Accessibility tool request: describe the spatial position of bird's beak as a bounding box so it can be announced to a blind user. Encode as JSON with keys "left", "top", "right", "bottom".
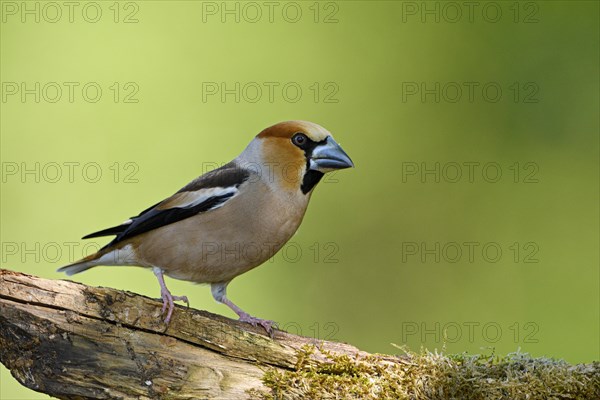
{"left": 309, "top": 137, "right": 354, "bottom": 173}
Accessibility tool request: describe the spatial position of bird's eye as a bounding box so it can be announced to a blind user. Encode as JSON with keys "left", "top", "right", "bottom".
{"left": 292, "top": 133, "right": 308, "bottom": 147}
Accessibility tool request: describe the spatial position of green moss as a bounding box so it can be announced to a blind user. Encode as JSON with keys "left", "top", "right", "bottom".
{"left": 248, "top": 345, "right": 599, "bottom": 399}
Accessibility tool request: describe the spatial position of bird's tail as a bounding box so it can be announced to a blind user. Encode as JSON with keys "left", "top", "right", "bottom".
{"left": 57, "top": 244, "right": 137, "bottom": 275}
{"left": 57, "top": 262, "right": 95, "bottom": 275}
{"left": 57, "top": 250, "right": 109, "bottom": 276}
{"left": 57, "top": 254, "right": 102, "bottom": 275}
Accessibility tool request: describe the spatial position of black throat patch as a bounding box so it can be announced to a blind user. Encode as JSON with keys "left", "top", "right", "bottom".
{"left": 301, "top": 170, "right": 324, "bottom": 194}
{"left": 294, "top": 137, "right": 327, "bottom": 195}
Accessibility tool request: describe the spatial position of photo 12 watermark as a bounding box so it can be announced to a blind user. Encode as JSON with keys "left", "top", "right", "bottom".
{"left": 201, "top": 81, "right": 340, "bottom": 104}
{"left": 278, "top": 321, "right": 340, "bottom": 340}
{"left": 1, "top": 162, "right": 140, "bottom": 184}
{"left": 401, "top": 162, "right": 539, "bottom": 184}
{"left": 32, "top": 318, "right": 340, "bottom": 345}
{"left": 1, "top": 241, "right": 104, "bottom": 265}
{"left": 1, "top": 240, "right": 340, "bottom": 266}
{"left": 200, "top": 1, "right": 340, "bottom": 24}
{"left": 1, "top": 1, "right": 140, "bottom": 24}
{"left": 400, "top": 241, "right": 540, "bottom": 264}
{"left": 401, "top": 321, "right": 540, "bottom": 345}
{"left": 400, "top": 82, "right": 540, "bottom": 103}
{"left": 200, "top": 241, "right": 340, "bottom": 265}
{"left": 198, "top": 161, "right": 343, "bottom": 185}
{"left": 399, "top": 1, "right": 540, "bottom": 24}
{"left": 1, "top": 82, "right": 140, "bottom": 104}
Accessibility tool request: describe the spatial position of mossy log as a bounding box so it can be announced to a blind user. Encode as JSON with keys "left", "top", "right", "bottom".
{"left": 1, "top": 268, "right": 598, "bottom": 399}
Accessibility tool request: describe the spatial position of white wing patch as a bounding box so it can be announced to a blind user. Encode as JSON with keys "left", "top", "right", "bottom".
{"left": 157, "top": 186, "right": 239, "bottom": 211}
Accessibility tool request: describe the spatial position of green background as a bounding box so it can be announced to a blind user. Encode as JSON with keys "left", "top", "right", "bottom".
{"left": 1, "top": 1, "right": 598, "bottom": 398}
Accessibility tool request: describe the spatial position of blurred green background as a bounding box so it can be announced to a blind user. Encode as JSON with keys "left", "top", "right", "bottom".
{"left": 1, "top": 1, "right": 598, "bottom": 398}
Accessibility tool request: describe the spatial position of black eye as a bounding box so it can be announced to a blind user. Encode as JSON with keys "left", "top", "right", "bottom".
{"left": 292, "top": 133, "right": 308, "bottom": 147}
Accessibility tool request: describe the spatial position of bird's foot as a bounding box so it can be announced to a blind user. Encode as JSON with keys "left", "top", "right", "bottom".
{"left": 153, "top": 267, "right": 189, "bottom": 324}
{"left": 210, "top": 282, "right": 277, "bottom": 336}
{"left": 238, "top": 313, "right": 277, "bottom": 336}
{"left": 159, "top": 290, "right": 189, "bottom": 323}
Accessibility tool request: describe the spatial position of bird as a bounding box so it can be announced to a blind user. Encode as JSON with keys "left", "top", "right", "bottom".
{"left": 58, "top": 121, "right": 354, "bottom": 334}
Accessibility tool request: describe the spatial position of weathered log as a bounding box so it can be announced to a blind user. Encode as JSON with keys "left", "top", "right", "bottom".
{"left": 0, "top": 269, "right": 365, "bottom": 399}
{"left": 2, "top": 269, "right": 598, "bottom": 400}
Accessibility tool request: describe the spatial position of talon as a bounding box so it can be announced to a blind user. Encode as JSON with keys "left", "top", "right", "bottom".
{"left": 174, "top": 295, "right": 189, "bottom": 307}
{"left": 211, "top": 282, "right": 277, "bottom": 336}
{"left": 239, "top": 314, "right": 277, "bottom": 336}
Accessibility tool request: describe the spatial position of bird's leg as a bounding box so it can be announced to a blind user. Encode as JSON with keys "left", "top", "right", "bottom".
{"left": 211, "top": 282, "right": 276, "bottom": 335}
{"left": 153, "top": 267, "right": 189, "bottom": 323}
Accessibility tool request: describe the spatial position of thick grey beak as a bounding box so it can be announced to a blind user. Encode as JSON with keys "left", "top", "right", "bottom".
{"left": 309, "top": 137, "right": 354, "bottom": 173}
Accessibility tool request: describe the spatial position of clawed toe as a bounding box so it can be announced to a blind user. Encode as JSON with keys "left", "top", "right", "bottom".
{"left": 158, "top": 290, "right": 189, "bottom": 323}
{"left": 239, "top": 314, "right": 277, "bottom": 336}
{"left": 174, "top": 295, "right": 189, "bottom": 307}
{"left": 154, "top": 267, "right": 189, "bottom": 324}
{"left": 210, "top": 282, "right": 277, "bottom": 336}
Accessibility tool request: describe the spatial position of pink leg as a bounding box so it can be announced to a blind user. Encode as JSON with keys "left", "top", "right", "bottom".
{"left": 211, "top": 282, "right": 276, "bottom": 336}
{"left": 153, "top": 267, "right": 189, "bottom": 323}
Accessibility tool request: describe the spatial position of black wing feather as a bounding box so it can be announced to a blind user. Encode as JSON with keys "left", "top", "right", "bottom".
{"left": 82, "top": 225, "right": 129, "bottom": 240}
{"left": 82, "top": 200, "right": 162, "bottom": 239}
{"left": 82, "top": 161, "right": 250, "bottom": 249}
{"left": 101, "top": 192, "right": 234, "bottom": 249}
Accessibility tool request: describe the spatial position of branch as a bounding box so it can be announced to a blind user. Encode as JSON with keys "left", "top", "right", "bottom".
{"left": 1, "top": 269, "right": 598, "bottom": 400}
{"left": 0, "top": 268, "right": 367, "bottom": 399}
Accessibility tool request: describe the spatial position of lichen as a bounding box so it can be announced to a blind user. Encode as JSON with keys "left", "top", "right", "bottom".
{"left": 248, "top": 345, "right": 600, "bottom": 399}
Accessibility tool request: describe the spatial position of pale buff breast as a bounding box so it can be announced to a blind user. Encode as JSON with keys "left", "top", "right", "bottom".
{"left": 129, "top": 180, "right": 309, "bottom": 284}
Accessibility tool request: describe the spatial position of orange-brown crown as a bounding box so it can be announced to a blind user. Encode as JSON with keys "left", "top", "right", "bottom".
{"left": 257, "top": 120, "right": 331, "bottom": 142}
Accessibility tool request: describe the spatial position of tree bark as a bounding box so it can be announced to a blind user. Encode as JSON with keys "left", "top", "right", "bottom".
{"left": 0, "top": 269, "right": 366, "bottom": 399}
{"left": 2, "top": 269, "right": 598, "bottom": 400}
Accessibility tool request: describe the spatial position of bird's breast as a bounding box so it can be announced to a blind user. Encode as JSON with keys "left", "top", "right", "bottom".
{"left": 133, "top": 182, "right": 309, "bottom": 283}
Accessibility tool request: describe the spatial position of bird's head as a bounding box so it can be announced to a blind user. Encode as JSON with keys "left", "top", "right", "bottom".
{"left": 239, "top": 121, "right": 354, "bottom": 194}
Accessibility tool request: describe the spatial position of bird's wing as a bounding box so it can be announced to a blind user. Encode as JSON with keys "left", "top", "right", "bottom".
{"left": 83, "top": 161, "right": 251, "bottom": 249}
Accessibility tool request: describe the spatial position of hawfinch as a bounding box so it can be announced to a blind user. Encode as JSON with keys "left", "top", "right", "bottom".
{"left": 58, "top": 121, "right": 353, "bottom": 333}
